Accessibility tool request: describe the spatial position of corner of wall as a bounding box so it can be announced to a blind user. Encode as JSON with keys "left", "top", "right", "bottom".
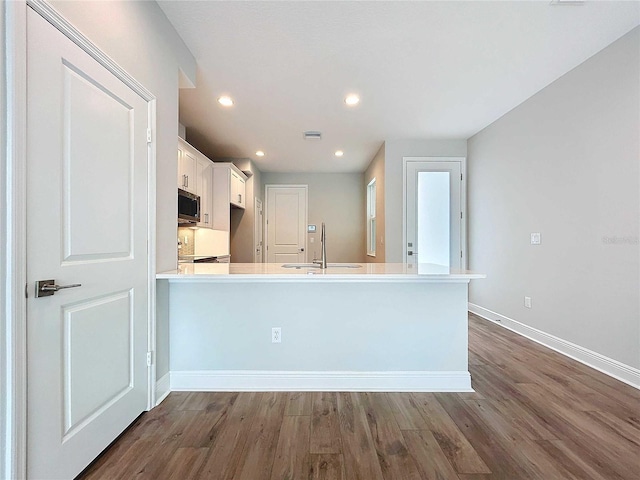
{"left": 365, "top": 143, "right": 386, "bottom": 263}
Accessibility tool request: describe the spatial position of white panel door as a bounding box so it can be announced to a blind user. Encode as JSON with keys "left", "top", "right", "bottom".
{"left": 266, "top": 186, "right": 307, "bottom": 263}
{"left": 406, "top": 160, "right": 462, "bottom": 268}
{"left": 26, "top": 10, "right": 149, "bottom": 479}
{"left": 255, "top": 197, "right": 264, "bottom": 263}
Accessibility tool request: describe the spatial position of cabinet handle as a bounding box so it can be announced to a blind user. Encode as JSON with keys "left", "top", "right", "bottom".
{"left": 238, "top": 194, "right": 242, "bottom": 203}
{"left": 185, "top": 175, "right": 189, "bottom": 188}
{"left": 182, "top": 174, "right": 187, "bottom": 187}
{"left": 205, "top": 213, "right": 209, "bottom": 224}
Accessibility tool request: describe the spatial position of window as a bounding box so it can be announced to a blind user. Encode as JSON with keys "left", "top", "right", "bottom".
{"left": 367, "top": 178, "right": 376, "bottom": 256}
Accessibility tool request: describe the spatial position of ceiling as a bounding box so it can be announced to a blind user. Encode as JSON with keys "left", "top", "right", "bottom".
{"left": 158, "top": 1, "right": 639, "bottom": 173}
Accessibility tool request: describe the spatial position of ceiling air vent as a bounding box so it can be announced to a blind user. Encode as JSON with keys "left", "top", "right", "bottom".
{"left": 303, "top": 131, "right": 322, "bottom": 140}
{"left": 549, "top": 0, "right": 584, "bottom": 5}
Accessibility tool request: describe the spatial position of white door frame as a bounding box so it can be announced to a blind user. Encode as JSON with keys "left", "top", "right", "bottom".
{"left": 402, "top": 157, "right": 467, "bottom": 268}
{"left": 264, "top": 184, "right": 309, "bottom": 263}
{"left": 254, "top": 197, "right": 264, "bottom": 263}
{"left": 2, "top": 1, "right": 157, "bottom": 478}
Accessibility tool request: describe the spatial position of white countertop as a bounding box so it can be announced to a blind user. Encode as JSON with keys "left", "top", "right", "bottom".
{"left": 157, "top": 263, "right": 485, "bottom": 283}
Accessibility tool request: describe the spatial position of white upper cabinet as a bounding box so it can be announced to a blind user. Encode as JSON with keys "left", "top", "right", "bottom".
{"left": 230, "top": 170, "right": 246, "bottom": 208}
{"left": 177, "top": 139, "right": 247, "bottom": 232}
{"left": 177, "top": 143, "right": 197, "bottom": 194}
{"left": 196, "top": 158, "right": 213, "bottom": 228}
{"left": 211, "top": 163, "right": 247, "bottom": 231}
{"left": 178, "top": 138, "right": 215, "bottom": 228}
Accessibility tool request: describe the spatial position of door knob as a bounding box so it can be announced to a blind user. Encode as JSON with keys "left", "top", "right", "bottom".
{"left": 36, "top": 279, "right": 82, "bottom": 298}
{"left": 299, "top": 247, "right": 305, "bottom": 252}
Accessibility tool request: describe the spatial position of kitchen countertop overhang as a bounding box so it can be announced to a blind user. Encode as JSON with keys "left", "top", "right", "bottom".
{"left": 157, "top": 263, "right": 485, "bottom": 283}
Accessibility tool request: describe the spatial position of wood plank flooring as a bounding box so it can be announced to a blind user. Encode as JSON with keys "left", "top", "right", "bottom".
{"left": 78, "top": 314, "right": 640, "bottom": 479}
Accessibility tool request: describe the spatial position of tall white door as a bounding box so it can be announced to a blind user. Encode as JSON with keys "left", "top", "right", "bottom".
{"left": 265, "top": 186, "right": 308, "bottom": 263}
{"left": 26, "top": 10, "right": 149, "bottom": 479}
{"left": 406, "top": 159, "right": 463, "bottom": 268}
{"left": 255, "top": 197, "right": 264, "bottom": 263}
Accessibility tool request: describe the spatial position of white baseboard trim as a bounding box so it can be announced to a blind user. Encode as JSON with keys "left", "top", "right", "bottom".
{"left": 155, "top": 372, "right": 171, "bottom": 405}
{"left": 170, "top": 370, "right": 473, "bottom": 392}
{"left": 468, "top": 303, "right": 640, "bottom": 390}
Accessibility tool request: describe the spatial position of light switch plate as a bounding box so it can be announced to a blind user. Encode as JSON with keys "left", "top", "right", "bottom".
{"left": 530, "top": 233, "right": 541, "bottom": 245}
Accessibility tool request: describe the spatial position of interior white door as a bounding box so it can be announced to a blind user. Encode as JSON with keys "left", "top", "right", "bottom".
{"left": 406, "top": 160, "right": 462, "bottom": 268}
{"left": 26, "top": 10, "right": 149, "bottom": 479}
{"left": 266, "top": 186, "right": 307, "bottom": 263}
{"left": 255, "top": 197, "right": 264, "bottom": 263}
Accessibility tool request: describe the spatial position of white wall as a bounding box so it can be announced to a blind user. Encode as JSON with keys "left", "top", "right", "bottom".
{"left": 48, "top": 0, "right": 196, "bottom": 381}
{"left": 1, "top": 5, "right": 9, "bottom": 477}
{"left": 384, "top": 139, "right": 467, "bottom": 262}
{"left": 468, "top": 27, "right": 640, "bottom": 370}
{"left": 262, "top": 173, "right": 366, "bottom": 263}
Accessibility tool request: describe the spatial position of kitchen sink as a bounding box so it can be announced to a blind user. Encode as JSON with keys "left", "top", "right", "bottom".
{"left": 281, "top": 263, "right": 362, "bottom": 269}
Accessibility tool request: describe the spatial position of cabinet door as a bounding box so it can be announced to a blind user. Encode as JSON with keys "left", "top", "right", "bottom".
{"left": 230, "top": 171, "right": 246, "bottom": 208}
{"left": 237, "top": 176, "right": 246, "bottom": 208}
{"left": 177, "top": 148, "right": 184, "bottom": 189}
{"left": 178, "top": 149, "right": 198, "bottom": 194}
{"left": 197, "top": 160, "right": 213, "bottom": 228}
{"left": 211, "top": 166, "right": 230, "bottom": 231}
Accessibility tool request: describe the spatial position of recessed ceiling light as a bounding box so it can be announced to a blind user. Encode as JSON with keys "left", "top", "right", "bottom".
{"left": 217, "top": 96, "right": 234, "bottom": 107}
{"left": 256, "top": 151, "right": 265, "bottom": 157}
{"left": 335, "top": 150, "right": 344, "bottom": 157}
{"left": 344, "top": 94, "right": 360, "bottom": 106}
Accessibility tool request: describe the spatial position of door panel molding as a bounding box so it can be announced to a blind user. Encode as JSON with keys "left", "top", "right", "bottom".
{"left": 3, "top": 1, "right": 157, "bottom": 477}
{"left": 265, "top": 185, "right": 308, "bottom": 263}
{"left": 402, "top": 157, "right": 467, "bottom": 268}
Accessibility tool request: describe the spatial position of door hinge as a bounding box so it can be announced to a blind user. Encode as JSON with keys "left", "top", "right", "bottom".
{"left": 25, "top": 283, "right": 29, "bottom": 299}
{"left": 146, "top": 351, "right": 153, "bottom": 367}
{"left": 460, "top": 212, "right": 463, "bottom": 219}
{"left": 460, "top": 173, "right": 463, "bottom": 181}
{"left": 461, "top": 250, "right": 463, "bottom": 258}
{"left": 146, "top": 128, "right": 152, "bottom": 143}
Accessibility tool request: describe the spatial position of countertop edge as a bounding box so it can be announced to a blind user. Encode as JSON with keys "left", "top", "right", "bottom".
{"left": 156, "top": 273, "right": 485, "bottom": 282}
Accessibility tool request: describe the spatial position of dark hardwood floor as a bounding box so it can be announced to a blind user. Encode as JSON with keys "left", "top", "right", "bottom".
{"left": 78, "top": 314, "right": 640, "bottom": 479}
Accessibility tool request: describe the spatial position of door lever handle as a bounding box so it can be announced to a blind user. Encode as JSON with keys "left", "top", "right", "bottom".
{"left": 36, "top": 279, "right": 82, "bottom": 298}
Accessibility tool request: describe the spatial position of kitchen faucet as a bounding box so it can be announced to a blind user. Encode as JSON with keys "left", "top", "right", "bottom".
{"left": 312, "top": 222, "right": 327, "bottom": 269}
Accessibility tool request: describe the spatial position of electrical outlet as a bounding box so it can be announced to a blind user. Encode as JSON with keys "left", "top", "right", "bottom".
{"left": 271, "top": 327, "right": 281, "bottom": 343}
{"left": 530, "top": 233, "right": 541, "bottom": 245}
{"left": 524, "top": 296, "right": 532, "bottom": 308}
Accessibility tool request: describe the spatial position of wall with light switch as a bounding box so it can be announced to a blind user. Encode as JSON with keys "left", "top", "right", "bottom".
{"left": 468, "top": 27, "right": 640, "bottom": 374}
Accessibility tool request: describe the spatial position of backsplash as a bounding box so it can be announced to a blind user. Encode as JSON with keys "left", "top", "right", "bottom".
{"left": 177, "top": 227, "right": 195, "bottom": 255}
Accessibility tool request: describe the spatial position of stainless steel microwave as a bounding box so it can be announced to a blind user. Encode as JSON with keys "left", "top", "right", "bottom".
{"left": 178, "top": 188, "right": 200, "bottom": 224}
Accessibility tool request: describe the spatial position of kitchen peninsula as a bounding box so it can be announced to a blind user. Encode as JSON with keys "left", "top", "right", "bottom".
{"left": 157, "top": 263, "right": 485, "bottom": 392}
